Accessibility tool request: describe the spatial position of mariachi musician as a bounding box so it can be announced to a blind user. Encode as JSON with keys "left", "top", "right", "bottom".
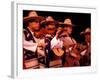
{"left": 59, "top": 18, "right": 80, "bottom": 67}
{"left": 23, "top": 11, "right": 46, "bottom": 69}
{"left": 41, "top": 16, "right": 63, "bottom": 68}
{"left": 79, "top": 28, "right": 91, "bottom": 66}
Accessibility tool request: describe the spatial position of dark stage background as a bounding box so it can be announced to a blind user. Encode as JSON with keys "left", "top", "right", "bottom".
{"left": 23, "top": 10, "right": 91, "bottom": 43}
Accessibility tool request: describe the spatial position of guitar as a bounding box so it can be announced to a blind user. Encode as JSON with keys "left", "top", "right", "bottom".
{"left": 70, "top": 46, "right": 80, "bottom": 60}
{"left": 52, "top": 48, "right": 64, "bottom": 57}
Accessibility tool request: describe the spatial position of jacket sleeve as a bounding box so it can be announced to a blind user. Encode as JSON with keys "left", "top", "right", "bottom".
{"left": 51, "top": 36, "right": 63, "bottom": 49}
{"left": 23, "top": 33, "right": 38, "bottom": 52}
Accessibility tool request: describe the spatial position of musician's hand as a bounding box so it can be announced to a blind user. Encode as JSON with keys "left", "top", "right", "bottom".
{"left": 55, "top": 29, "right": 62, "bottom": 39}
{"left": 71, "top": 52, "right": 80, "bottom": 60}
{"left": 38, "top": 42, "right": 42, "bottom": 47}
{"left": 38, "top": 39, "right": 46, "bottom": 47}
{"left": 71, "top": 53, "right": 77, "bottom": 58}
{"left": 63, "top": 37, "right": 75, "bottom": 48}
{"left": 37, "top": 47, "right": 45, "bottom": 56}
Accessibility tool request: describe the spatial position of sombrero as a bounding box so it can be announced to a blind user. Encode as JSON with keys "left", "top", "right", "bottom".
{"left": 40, "top": 16, "right": 58, "bottom": 26}
{"left": 23, "top": 11, "right": 45, "bottom": 23}
{"left": 59, "top": 18, "right": 75, "bottom": 27}
{"left": 80, "top": 27, "right": 91, "bottom": 35}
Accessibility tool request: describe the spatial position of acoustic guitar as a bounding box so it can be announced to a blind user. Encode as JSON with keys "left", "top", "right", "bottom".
{"left": 52, "top": 48, "right": 64, "bottom": 57}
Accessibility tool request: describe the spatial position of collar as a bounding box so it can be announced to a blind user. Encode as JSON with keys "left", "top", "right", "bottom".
{"left": 27, "top": 27, "right": 34, "bottom": 35}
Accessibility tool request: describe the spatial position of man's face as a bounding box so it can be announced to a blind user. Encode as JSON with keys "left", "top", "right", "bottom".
{"left": 29, "top": 21, "right": 40, "bottom": 31}
{"left": 64, "top": 26, "right": 72, "bottom": 35}
{"left": 85, "top": 33, "right": 91, "bottom": 43}
{"left": 46, "top": 24, "right": 56, "bottom": 35}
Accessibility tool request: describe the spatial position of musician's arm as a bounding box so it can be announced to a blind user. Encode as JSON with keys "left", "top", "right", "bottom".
{"left": 51, "top": 36, "right": 63, "bottom": 49}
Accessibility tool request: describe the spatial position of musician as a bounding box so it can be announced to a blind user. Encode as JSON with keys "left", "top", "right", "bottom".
{"left": 23, "top": 11, "right": 46, "bottom": 69}
{"left": 51, "top": 22, "right": 65, "bottom": 66}
{"left": 79, "top": 28, "right": 91, "bottom": 66}
{"left": 41, "top": 16, "right": 63, "bottom": 68}
{"left": 60, "top": 18, "right": 80, "bottom": 67}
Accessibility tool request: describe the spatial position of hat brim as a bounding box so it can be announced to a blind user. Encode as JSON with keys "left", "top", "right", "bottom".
{"left": 80, "top": 32, "right": 91, "bottom": 35}
{"left": 41, "top": 21, "right": 58, "bottom": 26}
{"left": 58, "top": 23, "right": 76, "bottom": 27}
{"left": 46, "top": 21, "right": 58, "bottom": 25}
{"left": 23, "top": 16, "right": 45, "bottom": 23}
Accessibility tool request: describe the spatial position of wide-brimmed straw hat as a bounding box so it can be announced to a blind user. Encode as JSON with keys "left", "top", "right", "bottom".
{"left": 23, "top": 11, "right": 45, "bottom": 23}
{"left": 59, "top": 18, "right": 75, "bottom": 27}
{"left": 40, "top": 16, "right": 58, "bottom": 26}
{"left": 80, "top": 27, "right": 91, "bottom": 35}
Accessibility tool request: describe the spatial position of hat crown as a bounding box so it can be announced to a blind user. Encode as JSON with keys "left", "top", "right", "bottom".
{"left": 46, "top": 16, "right": 54, "bottom": 22}
{"left": 85, "top": 28, "right": 91, "bottom": 33}
{"left": 64, "top": 18, "right": 72, "bottom": 25}
{"left": 80, "top": 27, "right": 91, "bottom": 35}
{"left": 28, "top": 11, "right": 38, "bottom": 17}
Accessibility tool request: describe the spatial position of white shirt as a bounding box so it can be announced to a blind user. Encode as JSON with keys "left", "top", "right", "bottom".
{"left": 51, "top": 36, "right": 63, "bottom": 49}
{"left": 23, "top": 28, "right": 38, "bottom": 52}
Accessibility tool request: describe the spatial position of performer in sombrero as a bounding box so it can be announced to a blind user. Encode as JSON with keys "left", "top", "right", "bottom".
{"left": 41, "top": 16, "right": 63, "bottom": 68}
{"left": 23, "top": 11, "right": 46, "bottom": 69}
{"left": 60, "top": 18, "right": 80, "bottom": 67}
{"left": 79, "top": 27, "right": 91, "bottom": 66}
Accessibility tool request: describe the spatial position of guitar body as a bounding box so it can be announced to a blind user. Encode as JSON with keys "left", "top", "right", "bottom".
{"left": 52, "top": 48, "right": 64, "bottom": 57}
{"left": 70, "top": 47, "right": 81, "bottom": 61}
{"left": 64, "top": 47, "right": 80, "bottom": 67}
